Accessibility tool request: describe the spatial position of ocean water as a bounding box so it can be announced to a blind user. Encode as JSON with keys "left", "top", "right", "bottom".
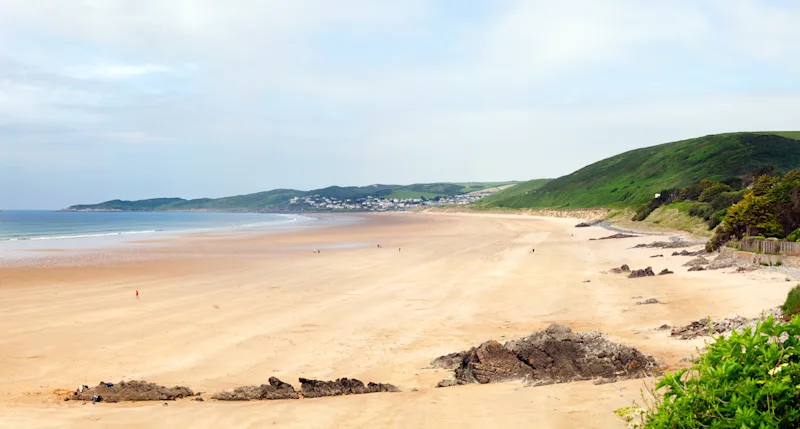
{"left": 0, "top": 211, "right": 300, "bottom": 243}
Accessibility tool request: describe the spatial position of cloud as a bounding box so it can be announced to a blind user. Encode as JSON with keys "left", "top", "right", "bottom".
{"left": 63, "top": 63, "right": 171, "bottom": 80}
{"left": 1, "top": 1, "right": 800, "bottom": 209}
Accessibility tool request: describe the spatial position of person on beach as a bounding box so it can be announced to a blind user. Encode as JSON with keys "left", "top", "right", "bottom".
{"left": 135, "top": 289, "right": 139, "bottom": 299}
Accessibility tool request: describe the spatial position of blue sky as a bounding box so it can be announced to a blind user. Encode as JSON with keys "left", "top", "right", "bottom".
{"left": 1, "top": 0, "right": 799, "bottom": 209}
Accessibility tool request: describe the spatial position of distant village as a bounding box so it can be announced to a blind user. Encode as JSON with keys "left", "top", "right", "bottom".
{"left": 288, "top": 192, "right": 492, "bottom": 211}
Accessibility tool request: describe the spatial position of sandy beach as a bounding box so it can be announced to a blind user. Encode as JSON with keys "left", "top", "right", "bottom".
{"left": 0, "top": 212, "right": 792, "bottom": 428}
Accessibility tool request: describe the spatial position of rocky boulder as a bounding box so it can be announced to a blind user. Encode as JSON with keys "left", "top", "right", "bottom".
{"left": 658, "top": 269, "right": 674, "bottom": 275}
{"left": 683, "top": 256, "right": 709, "bottom": 267}
{"left": 687, "top": 266, "right": 706, "bottom": 272}
{"left": 451, "top": 341, "right": 535, "bottom": 385}
{"left": 299, "top": 378, "right": 399, "bottom": 398}
{"left": 609, "top": 264, "right": 631, "bottom": 274}
{"left": 212, "top": 377, "right": 299, "bottom": 401}
{"left": 628, "top": 267, "right": 655, "bottom": 278}
{"left": 430, "top": 351, "right": 467, "bottom": 370}
{"left": 70, "top": 381, "right": 194, "bottom": 403}
{"left": 504, "top": 324, "right": 656, "bottom": 385}
{"left": 435, "top": 324, "right": 657, "bottom": 388}
{"left": 575, "top": 220, "right": 603, "bottom": 228}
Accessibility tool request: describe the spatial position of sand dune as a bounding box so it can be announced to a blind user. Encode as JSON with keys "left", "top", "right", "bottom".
{"left": 0, "top": 213, "right": 791, "bottom": 428}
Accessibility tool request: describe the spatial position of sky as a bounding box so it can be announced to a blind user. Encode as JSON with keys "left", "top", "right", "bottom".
{"left": 1, "top": 0, "right": 799, "bottom": 209}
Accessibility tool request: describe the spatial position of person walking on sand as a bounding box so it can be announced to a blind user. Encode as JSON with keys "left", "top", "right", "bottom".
{"left": 135, "top": 289, "right": 139, "bottom": 299}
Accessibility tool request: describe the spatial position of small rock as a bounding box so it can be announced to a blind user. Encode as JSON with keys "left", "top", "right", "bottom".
{"left": 411, "top": 388, "right": 418, "bottom": 392}
{"left": 658, "top": 268, "right": 674, "bottom": 275}
{"left": 194, "top": 397, "right": 204, "bottom": 402}
{"left": 687, "top": 266, "right": 706, "bottom": 272}
{"left": 628, "top": 267, "right": 655, "bottom": 278}
{"left": 436, "top": 379, "right": 457, "bottom": 388}
{"left": 650, "top": 254, "right": 663, "bottom": 258}
{"left": 656, "top": 324, "right": 671, "bottom": 331}
{"left": 636, "top": 298, "right": 660, "bottom": 305}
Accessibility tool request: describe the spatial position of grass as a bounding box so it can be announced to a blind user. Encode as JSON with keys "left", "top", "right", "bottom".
{"left": 483, "top": 132, "right": 800, "bottom": 210}
{"left": 604, "top": 206, "right": 714, "bottom": 238}
{"left": 633, "top": 315, "right": 800, "bottom": 428}
{"left": 783, "top": 285, "right": 800, "bottom": 317}
{"left": 757, "top": 131, "right": 800, "bottom": 141}
{"left": 471, "top": 179, "right": 551, "bottom": 209}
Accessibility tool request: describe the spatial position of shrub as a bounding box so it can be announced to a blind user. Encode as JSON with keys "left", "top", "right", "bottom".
{"left": 687, "top": 202, "right": 713, "bottom": 220}
{"left": 782, "top": 285, "right": 800, "bottom": 318}
{"left": 787, "top": 228, "right": 800, "bottom": 242}
{"left": 707, "top": 208, "right": 727, "bottom": 229}
{"left": 642, "top": 315, "right": 800, "bottom": 428}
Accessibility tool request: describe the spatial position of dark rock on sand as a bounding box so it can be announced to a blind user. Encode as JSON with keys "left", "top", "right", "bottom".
{"left": 628, "top": 267, "right": 655, "bottom": 278}
{"left": 596, "top": 233, "right": 638, "bottom": 240}
{"left": 505, "top": 324, "right": 656, "bottom": 385}
{"left": 636, "top": 298, "right": 660, "bottom": 305}
{"left": 575, "top": 220, "right": 604, "bottom": 228}
{"left": 299, "top": 378, "right": 400, "bottom": 398}
{"left": 212, "top": 377, "right": 299, "bottom": 401}
{"left": 634, "top": 241, "right": 692, "bottom": 249}
{"left": 452, "top": 341, "right": 535, "bottom": 385}
{"left": 430, "top": 351, "right": 467, "bottom": 370}
{"left": 71, "top": 381, "right": 194, "bottom": 402}
{"left": 650, "top": 254, "right": 664, "bottom": 258}
{"left": 672, "top": 249, "right": 707, "bottom": 256}
{"left": 687, "top": 266, "right": 706, "bottom": 272}
{"left": 658, "top": 268, "right": 674, "bottom": 275}
{"left": 435, "top": 324, "right": 657, "bottom": 388}
{"left": 682, "top": 256, "right": 709, "bottom": 267}
{"left": 609, "top": 264, "right": 631, "bottom": 274}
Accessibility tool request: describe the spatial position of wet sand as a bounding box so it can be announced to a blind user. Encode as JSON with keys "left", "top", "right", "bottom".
{"left": 0, "top": 212, "right": 791, "bottom": 428}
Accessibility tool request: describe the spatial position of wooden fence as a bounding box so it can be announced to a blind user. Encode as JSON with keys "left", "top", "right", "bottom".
{"left": 735, "top": 238, "right": 800, "bottom": 255}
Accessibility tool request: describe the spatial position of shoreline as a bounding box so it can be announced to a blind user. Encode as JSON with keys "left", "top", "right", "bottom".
{"left": 0, "top": 212, "right": 789, "bottom": 428}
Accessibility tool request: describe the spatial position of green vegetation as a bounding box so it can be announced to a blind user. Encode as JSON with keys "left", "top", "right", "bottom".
{"left": 708, "top": 169, "right": 800, "bottom": 250}
{"left": 471, "top": 179, "right": 551, "bottom": 209}
{"left": 484, "top": 132, "right": 800, "bottom": 210}
{"left": 782, "top": 285, "right": 800, "bottom": 318}
{"left": 66, "top": 181, "right": 519, "bottom": 212}
{"left": 758, "top": 131, "right": 800, "bottom": 141}
{"left": 633, "top": 315, "right": 800, "bottom": 428}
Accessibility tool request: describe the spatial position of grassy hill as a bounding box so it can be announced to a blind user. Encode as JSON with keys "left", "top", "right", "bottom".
{"left": 66, "top": 181, "right": 519, "bottom": 212}
{"left": 482, "top": 132, "right": 800, "bottom": 210}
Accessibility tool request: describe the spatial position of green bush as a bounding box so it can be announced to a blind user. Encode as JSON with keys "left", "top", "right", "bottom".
{"left": 687, "top": 202, "right": 714, "bottom": 220}
{"left": 787, "top": 228, "right": 800, "bottom": 242}
{"left": 641, "top": 315, "right": 800, "bottom": 428}
{"left": 782, "top": 285, "right": 800, "bottom": 318}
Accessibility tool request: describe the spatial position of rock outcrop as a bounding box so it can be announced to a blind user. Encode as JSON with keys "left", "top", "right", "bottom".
{"left": 628, "top": 267, "right": 655, "bottom": 278}
{"left": 299, "top": 378, "right": 400, "bottom": 398}
{"left": 430, "top": 351, "right": 467, "bottom": 370}
{"left": 70, "top": 381, "right": 194, "bottom": 403}
{"left": 682, "top": 256, "right": 709, "bottom": 267}
{"left": 658, "top": 269, "right": 674, "bottom": 275}
{"left": 435, "top": 324, "right": 657, "bottom": 388}
{"left": 634, "top": 241, "right": 684, "bottom": 249}
{"left": 687, "top": 266, "right": 706, "bottom": 272}
{"left": 672, "top": 249, "right": 707, "bottom": 256}
{"left": 451, "top": 341, "right": 535, "bottom": 385}
{"left": 609, "top": 264, "right": 631, "bottom": 274}
{"left": 671, "top": 308, "right": 783, "bottom": 340}
{"left": 575, "top": 220, "right": 604, "bottom": 228}
{"left": 636, "top": 298, "right": 660, "bottom": 305}
{"left": 212, "top": 377, "right": 299, "bottom": 401}
{"left": 594, "top": 233, "right": 638, "bottom": 240}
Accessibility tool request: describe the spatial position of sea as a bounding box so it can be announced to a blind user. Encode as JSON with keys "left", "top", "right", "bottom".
{"left": 0, "top": 211, "right": 302, "bottom": 243}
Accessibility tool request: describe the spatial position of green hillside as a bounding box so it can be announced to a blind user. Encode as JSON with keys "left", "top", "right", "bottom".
{"left": 472, "top": 179, "right": 552, "bottom": 208}
{"left": 483, "top": 132, "right": 800, "bottom": 210}
{"left": 66, "top": 181, "right": 518, "bottom": 212}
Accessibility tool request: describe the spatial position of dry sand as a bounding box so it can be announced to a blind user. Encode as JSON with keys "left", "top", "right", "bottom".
{"left": 0, "top": 212, "right": 792, "bottom": 428}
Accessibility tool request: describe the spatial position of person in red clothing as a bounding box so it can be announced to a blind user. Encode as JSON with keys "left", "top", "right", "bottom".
{"left": 135, "top": 289, "right": 139, "bottom": 299}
